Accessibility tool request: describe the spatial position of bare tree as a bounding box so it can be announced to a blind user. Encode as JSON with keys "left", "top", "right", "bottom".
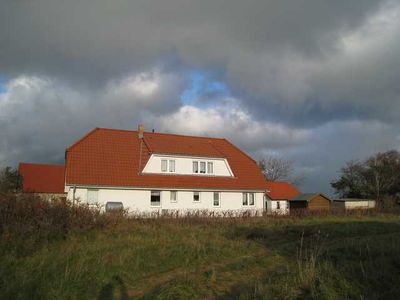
{"left": 258, "top": 156, "right": 303, "bottom": 184}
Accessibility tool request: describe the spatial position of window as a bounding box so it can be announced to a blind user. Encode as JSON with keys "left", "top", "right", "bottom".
{"left": 169, "top": 160, "right": 175, "bottom": 172}
{"left": 200, "top": 162, "right": 206, "bottom": 173}
{"left": 242, "top": 193, "right": 255, "bottom": 206}
{"left": 242, "top": 193, "right": 248, "bottom": 206}
{"left": 151, "top": 191, "right": 161, "bottom": 206}
{"left": 106, "top": 202, "right": 123, "bottom": 212}
{"left": 193, "top": 161, "right": 199, "bottom": 173}
{"left": 193, "top": 191, "right": 200, "bottom": 202}
{"left": 170, "top": 191, "right": 177, "bottom": 202}
{"left": 87, "top": 189, "right": 98, "bottom": 205}
{"left": 249, "top": 193, "right": 255, "bottom": 206}
{"left": 276, "top": 201, "right": 280, "bottom": 209}
{"left": 207, "top": 162, "right": 213, "bottom": 174}
{"left": 161, "top": 159, "right": 168, "bottom": 172}
{"left": 213, "top": 192, "right": 220, "bottom": 206}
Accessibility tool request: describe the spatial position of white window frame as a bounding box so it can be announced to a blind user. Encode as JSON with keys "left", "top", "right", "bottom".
{"left": 169, "top": 160, "right": 175, "bottom": 172}
{"left": 161, "top": 159, "right": 168, "bottom": 172}
{"left": 207, "top": 162, "right": 213, "bottom": 174}
{"left": 213, "top": 192, "right": 220, "bottom": 207}
{"left": 193, "top": 161, "right": 199, "bottom": 173}
{"left": 150, "top": 191, "right": 161, "bottom": 207}
{"left": 200, "top": 161, "right": 206, "bottom": 173}
{"left": 87, "top": 189, "right": 98, "bottom": 205}
{"left": 170, "top": 191, "right": 177, "bottom": 203}
{"left": 242, "top": 192, "right": 255, "bottom": 206}
{"left": 193, "top": 191, "right": 200, "bottom": 202}
{"left": 242, "top": 193, "right": 248, "bottom": 206}
{"left": 249, "top": 193, "right": 255, "bottom": 206}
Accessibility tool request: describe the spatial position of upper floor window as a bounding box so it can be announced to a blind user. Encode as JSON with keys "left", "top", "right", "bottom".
{"left": 193, "top": 161, "right": 199, "bottom": 173}
{"left": 207, "top": 162, "right": 213, "bottom": 174}
{"left": 87, "top": 189, "right": 98, "bottom": 205}
{"left": 200, "top": 162, "right": 206, "bottom": 173}
{"left": 169, "top": 160, "right": 175, "bottom": 172}
{"left": 161, "top": 159, "right": 168, "bottom": 172}
{"left": 192, "top": 160, "right": 213, "bottom": 174}
{"left": 161, "top": 159, "right": 175, "bottom": 173}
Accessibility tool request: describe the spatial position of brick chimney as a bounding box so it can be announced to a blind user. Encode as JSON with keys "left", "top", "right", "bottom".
{"left": 138, "top": 124, "right": 144, "bottom": 139}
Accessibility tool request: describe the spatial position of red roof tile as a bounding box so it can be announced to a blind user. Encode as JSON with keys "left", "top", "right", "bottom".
{"left": 19, "top": 163, "right": 65, "bottom": 193}
{"left": 65, "top": 128, "right": 267, "bottom": 190}
{"left": 265, "top": 181, "right": 300, "bottom": 200}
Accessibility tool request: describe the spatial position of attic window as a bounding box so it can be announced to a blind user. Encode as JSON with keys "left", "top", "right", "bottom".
{"left": 193, "top": 161, "right": 199, "bottom": 173}
{"left": 207, "top": 162, "right": 213, "bottom": 174}
{"left": 169, "top": 160, "right": 175, "bottom": 172}
{"left": 161, "top": 160, "right": 168, "bottom": 172}
{"left": 200, "top": 162, "right": 206, "bottom": 173}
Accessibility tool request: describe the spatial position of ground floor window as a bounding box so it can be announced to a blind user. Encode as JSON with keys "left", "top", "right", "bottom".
{"left": 242, "top": 192, "right": 255, "bottom": 206}
{"left": 170, "top": 191, "right": 177, "bottom": 202}
{"left": 213, "top": 192, "right": 220, "bottom": 206}
{"left": 106, "top": 202, "right": 123, "bottom": 212}
{"left": 193, "top": 191, "right": 200, "bottom": 202}
{"left": 87, "top": 189, "right": 98, "bottom": 205}
{"left": 277, "top": 201, "right": 280, "bottom": 209}
{"left": 151, "top": 191, "right": 161, "bottom": 206}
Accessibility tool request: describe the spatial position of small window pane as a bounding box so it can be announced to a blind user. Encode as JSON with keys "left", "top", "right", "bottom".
{"left": 169, "top": 160, "right": 175, "bottom": 172}
{"left": 193, "top": 191, "right": 200, "bottom": 202}
{"left": 242, "top": 193, "right": 248, "bottom": 206}
{"left": 249, "top": 193, "right": 255, "bottom": 206}
{"left": 207, "top": 162, "right": 213, "bottom": 174}
{"left": 276, "top": 201, "right": 280, "bottom": 209}
{"left": 161, "top": 160, "right": 168, "bottom": 172}
{"left": 87, "top": 189, "right": 98, "bottom": 204}
{"left": 213, "top": 192, "right": 220, "bottom": 206}
{"left": 193, "top": 161, "right": 199, "bottom": 173}
{"left": 170, "top": 191, "right": 177, "bottom": 202}
{"left": 151, "top": 191, "right": 161, "bottom": 206}
{"left": 200, "top": 162, "right": 206, "bottom": 173}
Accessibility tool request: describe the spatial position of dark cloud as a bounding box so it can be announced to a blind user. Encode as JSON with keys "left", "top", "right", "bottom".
{"left": 1, "top": 0, "right": 400, "bottom": 194}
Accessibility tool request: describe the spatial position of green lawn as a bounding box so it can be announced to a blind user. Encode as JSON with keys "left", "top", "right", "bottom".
{"left": 1, "top": 214, "right": 400, "bottom": 299}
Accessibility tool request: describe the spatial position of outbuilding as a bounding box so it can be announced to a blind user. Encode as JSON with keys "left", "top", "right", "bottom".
{"left": 332, "top": 198, "right": 376, "bottom": 210}
{"left": 290, "top": 193, "right": 331, "bottom": 211}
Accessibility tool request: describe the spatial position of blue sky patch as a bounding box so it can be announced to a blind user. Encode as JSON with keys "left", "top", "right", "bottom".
{"left": 0, "top": 75, "right": 8, "bottom": 94}
{"left": 180, "top": 71, "right": 230, "bottom": 106}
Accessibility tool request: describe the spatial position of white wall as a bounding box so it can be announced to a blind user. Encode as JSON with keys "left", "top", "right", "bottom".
{"left": 142, "top": 154, "right": 233, "bottom": 177}
{"left": 345, "top": 200, "right": 376, "bottom": 209}
{"left": 265, "top": 200, "right": 289, "bottom": 215}
{"left": 66, "top": 186, "right": 264, "bottom": 215}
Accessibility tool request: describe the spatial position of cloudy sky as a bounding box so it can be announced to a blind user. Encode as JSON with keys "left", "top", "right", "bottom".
{"left": 1, "top": 0, "right": 400, "bottom": 194}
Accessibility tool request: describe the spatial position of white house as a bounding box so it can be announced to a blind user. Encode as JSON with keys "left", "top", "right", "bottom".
{"left": 264, "top": 181, "right": 300, "bottom": 215}
{"left": 64, "top": 125, "right": 268, "bottom": 215}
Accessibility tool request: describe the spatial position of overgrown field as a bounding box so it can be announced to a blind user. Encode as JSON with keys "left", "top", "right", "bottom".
{"left": 1, "top": 194, "right": 400, "bottom": 299}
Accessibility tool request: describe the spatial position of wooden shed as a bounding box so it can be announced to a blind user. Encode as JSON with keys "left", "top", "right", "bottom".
{"left": 290, "top": 193, "right": 331, "bottom": 211}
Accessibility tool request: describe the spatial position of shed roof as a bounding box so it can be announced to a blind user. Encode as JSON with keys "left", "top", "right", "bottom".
{"left": 19, "top": 163, "right": 65, "bottom": 193}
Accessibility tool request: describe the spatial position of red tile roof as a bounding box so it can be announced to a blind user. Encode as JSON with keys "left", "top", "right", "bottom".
{"left": 19, "top": 163, "right": 66, "bottom": 193}
{"left": 65, "top": 128, "right": 267, "bottom": 190}
{"left": 265, "top": 181, "right": 300, "bottom": 200}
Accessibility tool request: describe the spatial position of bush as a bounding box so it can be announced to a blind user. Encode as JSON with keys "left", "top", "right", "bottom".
{"left": 0, "top": 193, "right": 127, "bottom": 256}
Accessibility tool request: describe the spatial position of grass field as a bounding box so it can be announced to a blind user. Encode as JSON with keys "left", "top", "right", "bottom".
{"left": 1, "top": 203, "right": 400, "bottom": 300}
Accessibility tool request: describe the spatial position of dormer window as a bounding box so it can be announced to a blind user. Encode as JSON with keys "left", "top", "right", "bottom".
{"left": 161, "top": 159, "right": 168, "bottom": 172}
{"left": 200, "top": 162, "right": 206, "bottom": 173}
{"left": 193, "top": 161, "right": 199, "bottom": 173}
{"left": 207, "top": 162, "right": 213, "bottom": 174}
{"left": 169, "top": 160, "right": 175, "bottom": 172}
